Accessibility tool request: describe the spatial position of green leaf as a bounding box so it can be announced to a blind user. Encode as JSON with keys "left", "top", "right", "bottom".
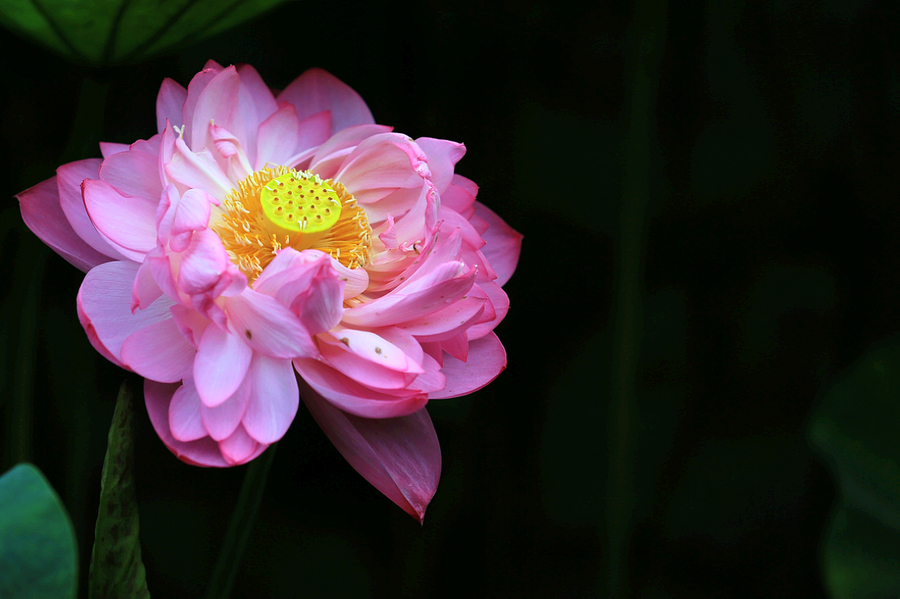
{"left": 811, "top": 341, "right": 900, "bottom": 597}
{"left": 89, "top": 382, "right": 150, "bottom": 599}
{"left": 0, "top": 463, "right": 78, "bottom": 598}
{"left": 0, "top": 0, "right": 291, "bottom": 66}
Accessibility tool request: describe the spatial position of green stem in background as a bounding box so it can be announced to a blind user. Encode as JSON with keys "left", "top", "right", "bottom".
{"left": 608, "top": 1, "right": 667, "bottom": 597}
{"left": 206, "top": 444, "right": 279, "bottom": 599}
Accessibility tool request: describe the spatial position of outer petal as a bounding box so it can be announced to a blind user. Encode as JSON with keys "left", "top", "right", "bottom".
{"left": 219, "top": 425, "right": 260, "bottom": 465}
{"left": 77, "top": 261, "right": 176, "bottom": 363}
{"left": 241, "top": 354, "right": 299, "bottom": 444}
{"left": 255, "top": 103, "right": 301, "bottom": 169}
{"left": 201, "top": 374, "right": 251, "bottom": 441}
{"left": 416, "top": 137, "right": 466, "bottom": 194}
{"left": 145, "top": 380, "right": 230, "bottom": 467}
{"left": 57, "top": 159, "right": 126, "bottom": 261}
{"left": 277, "top": 68, "right": 374, "bottom": 134}
{"left": 169, "top": 380, "right": 207, "bottom": 442}
{"left": 194, "top": 323, "right": 253, "bottom": 408}
{"left": 156, "top": 78, "right": 188, "bottom": 134}
{"left": 120, "top": 317, "right": 195, "bottom": 383}
{"left": 99, "top": 145, "right": 163, "bottom": 201}
{"left": 82, "top": 178, "right": 157, "bottom": 261}
{"left": 474, "top": 202, "right": 522, "bottom": 287}
{"left": 429, "top": 332, "right": 507, "bottom": 399}
{"left": 16, "top": 177, "right": 109, "bottom": 272}
{"left": 302, "top": 382, "right": 441, "bottom": 522}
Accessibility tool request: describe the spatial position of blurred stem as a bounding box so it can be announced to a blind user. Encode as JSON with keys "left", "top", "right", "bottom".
{"left": 608, "top": 1, "right": 667, "bottom": 597}
{"left": 206, "top": 444, "right": 278, "bottom": 599}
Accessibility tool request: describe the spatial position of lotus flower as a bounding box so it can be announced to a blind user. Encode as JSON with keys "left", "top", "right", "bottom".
{"left": 16, "top": 60, "right": 521, "bottom": 520}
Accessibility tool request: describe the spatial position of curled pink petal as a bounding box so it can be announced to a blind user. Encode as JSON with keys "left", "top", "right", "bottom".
{"left": 429, "top": 332, "right": 507, "bottom": 399}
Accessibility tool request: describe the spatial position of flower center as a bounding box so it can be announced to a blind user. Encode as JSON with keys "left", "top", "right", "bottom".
{"left": 214, "top": 166, "right": 372, "bottom": 282}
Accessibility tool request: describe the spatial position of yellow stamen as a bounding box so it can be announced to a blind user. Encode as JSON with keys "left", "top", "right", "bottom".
{"left": 214, "top": 167, "right": 372, "bottom": 282}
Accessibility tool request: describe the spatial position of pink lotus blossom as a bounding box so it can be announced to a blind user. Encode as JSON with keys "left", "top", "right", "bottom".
{"left": 17, "top": 60, "right": 521, "bottom": 520}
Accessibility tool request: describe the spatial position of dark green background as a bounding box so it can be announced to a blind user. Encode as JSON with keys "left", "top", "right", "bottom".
{"left": 0, "top": 0, "right": 894, "bottom": 596}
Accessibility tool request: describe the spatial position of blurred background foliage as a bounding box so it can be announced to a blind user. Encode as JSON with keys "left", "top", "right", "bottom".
{"left": 2, "top": 0, "right": 900, "bottom": 596}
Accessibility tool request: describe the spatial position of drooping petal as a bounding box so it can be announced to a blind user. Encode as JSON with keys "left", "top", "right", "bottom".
{"left": 241, "top": 354, "right": 299, "bottom": 444}
{"left": 100, "top": 142, "right": 129, "bottom": 158}
{"left": 219, "top": 425, "right": 260, "bottom": 465}
{"left": 120, "top": 317, "right": 195, "bottom": 383}
{"left": 16, "top": 177, "right": 110, "bottom": 272}
{"left": 145, "top": 380, "right": 229, "bottom": 467}
{"left": 301, "top": 383, "right": 441, "bottom": 522}
{"left": 278, "top": 68, "right": 374, "bottom": 135}
{"left": 193, "top": 323, "right": 252, "bottom": 408}
{"left": 429, "top": 332, "right": 507, "bottom": 399}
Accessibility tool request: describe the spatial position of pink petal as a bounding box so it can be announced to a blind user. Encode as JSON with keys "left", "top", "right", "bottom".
{"left": 145, "top": 380, "right": 230, "bottom": 467}
{"left": 193, "top": 323, "right": 253, "bottom": 408}
{"left": 201, "top": 375, "right": 251, "bottom": 441}
{"left": 120, "top": 317, "right": 195, "bottom": 383}
{"left": 169, "top": 380, "right": 207, "bottom": 442}
{"left": 277, "top": 68, "right": 374, "bottom": 135}
{"left": 16, "top": 176, "right": 109, "bottom": 272}
{"left": 100, "top": 142, "right": 129, "bottom": 158}
{"left": 181, "top": 67, "right": 222, "bottom": 148}
{"left": 295, "top": 110, "right": 332, "bottom": 155}
{"left": 225, "top": 290, "right": 317, "bottom": 359}
{"left": 99, "top": 147, "right": 163, "bottom": 201}
{"left": 342, "top": 261, "right": 476, "bottom": 328}
{"left": 465, "top": 281, "right": 508, "bottom": 340}
{"left": 156, "top": 77, "right": 188, "bottom": 134}
{"left": 309, "top": 124, "right": 393, "bottom": 178}
{"left": 429, "top": 332, "right": 507, "bottom": 399}
{"left": 416, "top": 137, "right": 466, "bottom": 193}
{"left": 334, "top": 133, "right": 429, "bottom": 203}
{"left": 474, "top": 201, "right": 522, "bottom": 287}
{"left": 241, "top": 354, "right": 299, "bottom": 444}
{"left": 131, "top": 258, "right": 163, "bottom": 312}
{"left": 218, "top": 424, "right": 260, "bottom": 465}
{"left": 293, "top": 357, "right": 428, "bottom": 418}
{"left": 301, "top": 383, "right": 441, "bottom": 522}
{"left": 440, "top": 175, "right": 477, "bottom": 217}
{"left": 82, "top": 178, "right": 157, "bottom": 260}
{"left": 237, "top": 64, "right": 278, "bottom": 127}
{"left": 57, "top": 159, "right": 126, "bottom": 260}
{"left": 191, "top": 66, "right": 243, "bottom": 154}
{"left": 397, "top": 292, "right": 486, "bottom": 342}
{"left": 165, "top": 138, "right": 234, "bottom": 198}
{"left": 255, "top": 103, "right": 301, "bottom": 169}
{"left": 77, "top": 261, "right": 176, "bottom": 362}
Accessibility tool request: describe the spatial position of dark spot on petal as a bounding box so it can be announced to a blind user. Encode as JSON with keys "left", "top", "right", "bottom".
{"left": 245, "top": 329, "right": 252, "bottom": 340}
{"left": 375, "top": 347, "right": 382, "bottom": 355}
{"left": 340, "top": 337, "right": 350, "bottom": 346}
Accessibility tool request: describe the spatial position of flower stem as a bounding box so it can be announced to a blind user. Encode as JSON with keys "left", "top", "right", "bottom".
{"left": 608, "top": 1, "right": 667, "bottom": 596}
{"left": 206, "top": 444, "right": 278, "bottom": 599}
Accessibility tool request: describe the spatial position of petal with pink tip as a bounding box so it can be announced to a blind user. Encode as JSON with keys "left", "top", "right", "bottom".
{"left": 475, "top": 201, "right": 522, "bottom": 287}
{"left": 120, "top": 317, "right": 195, "bottom": 383}
{"left": 295, "top": 110, "right": 332, "bottom": 154}
{"left": 193, "top": 323, "right": 252, "bottom": 408}
{"left": 301, "top": 383, "right": 440, "bottom": 522}
{"left": 416, "top": 137, "right": 466, "bottom": 193}
{"left": 145, "top": 380, "right": 230, "bottom": 467}
{"left": 169, "top": 380, "right": 207, "bottom": 442}
{"left": 255, "top": 103, "right": 301, "bottom": 169}
{"left": 429, "top": 332, "right": 507, "bottom": 399}
{"left": 242, "top": 354, "right": 298, "bottom": 444}
{"left": 57, "top": 159, "right": 126, "bottom": 260}
{"left": 191, "top": 66, "right": 243, "bottom": 153}
{"left": 237, "top": 64, "right": 278, "bottom": 126}
{"left": 78, "top": 261, "right": 176, "bottom": 362}
{"left": 82, "top": 178, "right": 157, "bottom": 259}
{"left": 278, "top": 68, "right": 374, "bottom": 134}
{"left": 100, "top": 148, "right": 162, "bottom": 201}
{"left": 201, "top": 374, "right": 251, "bottom": 441}
{"left": 293, "top": 357, "right": 428, "bottom": 418}
{"left": 16, "top": 177, "right": 109, "bottom": 272}
{"left": 100, "top": 142, "right": 129, "bottom": 158}
{"left": 181, "top": 67, "right": 221, "bottom": 147}
{"left": 156, "top": 77, "right": 188, "bottom": 133}
{"left": 219, "top": 425, "right": 260, "bottom": 465}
